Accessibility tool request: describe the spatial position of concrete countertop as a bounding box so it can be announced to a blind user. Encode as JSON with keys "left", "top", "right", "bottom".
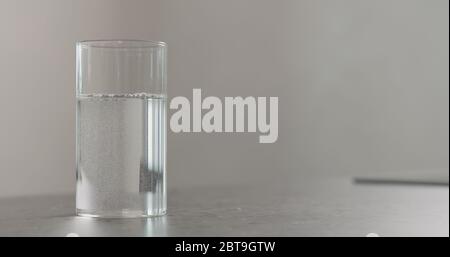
{"left": 0, "top": 177, "right": 448, "bottom": 236}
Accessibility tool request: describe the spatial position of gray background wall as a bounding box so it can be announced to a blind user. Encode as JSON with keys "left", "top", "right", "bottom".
{"left": 0, "top": 0, "right": 448, "bottom": 197}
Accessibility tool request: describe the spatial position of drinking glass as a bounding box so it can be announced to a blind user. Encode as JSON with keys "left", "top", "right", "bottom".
{"left": 76, "top": 40, "right": 167, "bottom": 218}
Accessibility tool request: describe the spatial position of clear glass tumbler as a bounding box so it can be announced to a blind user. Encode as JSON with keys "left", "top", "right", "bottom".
{"left": 76, "top": 40, "right": 167, "bottom": 218}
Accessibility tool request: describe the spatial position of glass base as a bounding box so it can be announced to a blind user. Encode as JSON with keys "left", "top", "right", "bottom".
{"left": 76, "top": 208, "right": 166, "bottom": 218}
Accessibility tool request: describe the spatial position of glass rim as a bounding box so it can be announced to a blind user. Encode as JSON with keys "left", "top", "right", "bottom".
{"left": 77, "top": 40, "right": 167, "bottom": 49}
